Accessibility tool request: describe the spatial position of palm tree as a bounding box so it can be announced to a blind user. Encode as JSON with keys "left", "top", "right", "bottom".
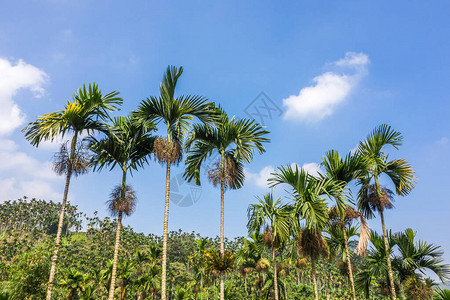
{"left": 356, "top": 229, "right": 450, "bottom": 299}
{"left": 356, "top": 124, "right": 416, "bottom": 300}
{"left": 247, "top": 193, "right": 293, "bottom": 300}
{"left": 269, "top": 165, "right": 344, "bottom": 300}
{"left": 22, "top": 83, "right": 122, "bottom": 299}
{"left": 89, "top": 116, "right": 155, "bottom": 300}
{"left": 133, "top": 65, "right": 215, "bottom": 300}
{"left": 184, "top": 107, "right": 269, "bottom": 300}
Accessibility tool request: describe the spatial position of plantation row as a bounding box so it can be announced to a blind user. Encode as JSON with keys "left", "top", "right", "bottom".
{"left": 2, "top": 65, "right": 448, "bottom": 299}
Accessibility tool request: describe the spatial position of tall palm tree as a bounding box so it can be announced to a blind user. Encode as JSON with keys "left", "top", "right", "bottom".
{"left": 247, "top": 193, "right": 293, "bottom": 300}
{"left": 133, "top": 66, "right": 215, "bottom": 300}
{"left": 184, "top": 107, "right": 269, "bottom": 300}
{"left": 269, "top": 165, "right": 344, "bottom": 300}
{"left": 356, "top": 124, "right": 416, "bottom": 300}
{"left": 89, "top": 116, "right": 155, "bottom": 300}
{"left": 22, "top": 83, "right": 122, "bottom": 299}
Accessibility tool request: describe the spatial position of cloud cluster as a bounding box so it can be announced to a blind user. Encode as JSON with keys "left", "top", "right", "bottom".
{"left": 283, "top": 52, "right": 369, "bottom": 122}
{"left": 0, "top": 58, "right": 49, "bottom": 136}
{"left": 245, "top": 162, "right": 322, "bottom": 189}
{"left": 0, "top": 57, "right": 62, "bottom": 202}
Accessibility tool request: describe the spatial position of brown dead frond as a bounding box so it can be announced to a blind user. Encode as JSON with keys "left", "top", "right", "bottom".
{"left": 295, "top": 258, "right": 308, "bottom": 269}
{"left": 262, "top": 227, "right": 274, "bottom": 248}
{"left": 328, "top": 205, "right": 360, "bottom": 227}
{"left": 356, "top": 215, "right": 371, "bottom": 256}
{"left": 337, "top": 259, "right": 355, "bottom": 278}
{"left": 207, "top": 155, "right": 240, "bottom": 188}
{"left": 297, "top": 229, "right": 328, "bottom": 260}
{"left": 153, "top": 138, "right": 182, "bottom": 164}
{"left": 107, "top": 184, "right": 137, "bottom": 217}
{"left": 53, "top": 141, "right": 90, "bottom": 176}
{"left": 255, "top": 258, "right": 270, "bottom": 273}
{"left": 366, "top": 184, "right": 394, "bottom": 213}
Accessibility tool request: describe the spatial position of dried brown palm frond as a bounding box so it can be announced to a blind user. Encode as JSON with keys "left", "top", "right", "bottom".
{"left": 262, "top": 226, "right": 274, "bottom": 248}
{"left": 207, "top": 155, "right": 240, "bottom": 188}
{"left": 337, "top": 259, "right": 355, "bottom": 278}
{"left": 365, "top": 184, "right": 395, "bottom": 213}
{"left": 278, "top": 262, "right": 290, "bottom": 277}
{"left": 378, "top": 279, "right": 400, "bottom": 298}
{"left": 328, "top": 205, "right": 360, "bottom": 226}
{"left": 356, "top": 215, "right": 371, "bottom": 256}
{"left": 53, "top": 141, "right": 90, "bottom": 176}
{"left": 255, "top": 258, "right": 270, "bottom": 272}
{"left": 107, "top": 184, "right": 137, "bottom": 217}
{"left": 295, "top": 258, "right": 308, "bottom": 269}
{"left": 153, "top": 138, "right": 182, "bottom": 164}
{"left": 297, "top": 229, "right": 328, "bottom": 260}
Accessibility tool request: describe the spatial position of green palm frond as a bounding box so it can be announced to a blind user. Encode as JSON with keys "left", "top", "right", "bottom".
{"left": 23, "top": 83, "right": 122, "bottom": 146}
{"left": 89, "top": 116, "right": 156, "bottom": 173}
{"left": 184, "top": 107, "right": 269, "bottom": 187}
{"left": 133, "top": 65, "right": 215, "bottom": 144}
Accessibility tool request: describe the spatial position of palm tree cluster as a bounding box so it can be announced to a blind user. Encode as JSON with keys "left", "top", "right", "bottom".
{"left": 14, "top": 65, "right": 449, "bottom": 299}
{"left": 21, "top": 66, "right": 269, "bottom": 300}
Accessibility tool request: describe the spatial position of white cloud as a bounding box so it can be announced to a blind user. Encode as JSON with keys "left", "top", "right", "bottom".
{"left": 245, "top": 165, "right": 276, "bottom": 189}
{"left": 0, "top": 57, "right": 49, "bottom": 136}
{"left": 283, "top": 52, "right": 369, "bottom": 122}
{"left": 301, "top": 162, "right": 322, "bottom": 177}
{"left": 0, "top": 58, "right": 62, "bottom": 202}
{"left": 246, "top": 162, "right": 322, "bottom": 189}
{"left": 0, "top": 139, "right": 63, "bottom": 202}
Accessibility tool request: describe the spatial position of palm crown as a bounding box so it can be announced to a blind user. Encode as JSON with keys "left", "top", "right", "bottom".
{"left": 184, "top": 107, "right": 269, "bottom": 187}
{"left": 134, "top": 66, "right": 215, "bottom": 146}
{"left": 23, "top": 83, "right": 122, "bottom": 146}
{"left": 89, "top": 116, "right": 156, "bottom": 174}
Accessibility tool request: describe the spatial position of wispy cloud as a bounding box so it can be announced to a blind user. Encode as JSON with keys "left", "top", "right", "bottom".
{"left": 283, "top": 52, "right": 369, "bottom": 122}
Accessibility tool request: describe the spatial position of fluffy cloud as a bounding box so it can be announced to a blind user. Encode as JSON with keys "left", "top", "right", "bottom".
{"left": 0, "top": 57, "right": 62, "bottom": 202}
{"left": 246, "top": 162, "right": 322, "bottom": 189}
{"left": 0, "top": 139, "right": 63, "bottom": 201}
{"left": 0, "top": 57, "right": 49, "bottom": 136}
{"left": 283, "top": 52, "right": 369, "bottom": 122}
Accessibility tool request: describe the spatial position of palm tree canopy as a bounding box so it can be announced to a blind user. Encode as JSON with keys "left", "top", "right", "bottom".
{"left": 322, "top": 149, "right": 364, "bottom": 184}
{"left": 247, "top": 193, "right": 293, "bottom": 249}
{"left": 133, "top": 65, "right": 216, "bottom": 144}
{"left": 184, "top": 107, "right": 269, "bottom": 188}
{"left": 269, "top": 164, "right": 345, "bottom": 231}
{"left": 23, "top": 83, "right": 122, "bottom": 146}
{"left": 356, "top": 124, "right": 416, "bottom": 200}
{"left": 392, "top": 228, "right": 450, "bottom": 283}
{"left": 89, "top": 116, "right": 156, "bottom": 173}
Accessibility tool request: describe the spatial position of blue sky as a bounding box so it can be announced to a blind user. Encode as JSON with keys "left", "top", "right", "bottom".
{"left": 1, "top": 0, "right": 449, "bottom": 265}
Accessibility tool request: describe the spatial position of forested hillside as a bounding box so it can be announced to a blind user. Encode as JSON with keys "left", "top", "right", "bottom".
{"left": 0, "top": 198, "right": 448, "bottom": 299}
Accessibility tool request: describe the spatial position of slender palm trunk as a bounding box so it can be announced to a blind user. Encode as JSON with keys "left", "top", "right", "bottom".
{"left": 161, "top": 160, "right": 171, "bottom": 300}
{"left": 272, "top": 247, "right": 279, "bottom": 300}
{"left": 46, "top": 132, "right": 78, "bottom": 300}
{"left": 342, "top": 224, "right": 357, "bottom": 300}
{"left": 311, "top": 258, "right": 319, "bottom": 300}
{"left": 219, "top": 153, "right": 225, "bottom": 300}
{"left": 108, "top": 211, "right": 123, "bottom": 299}
{"left": 108, "top": 169, "right": 127, "bottom": 300}
{"left": 375, "top": 178, "right": 396, "bottom": 300}
{"left": 380, "top": 210, "right": 396, "bottom": 300}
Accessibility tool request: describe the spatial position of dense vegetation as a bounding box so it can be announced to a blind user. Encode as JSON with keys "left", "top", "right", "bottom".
{"left": 1, "top": 65, "right": 448, "bottom": 299}
{"left": 0, "top": 199, "right": 448, "bottom": 299}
